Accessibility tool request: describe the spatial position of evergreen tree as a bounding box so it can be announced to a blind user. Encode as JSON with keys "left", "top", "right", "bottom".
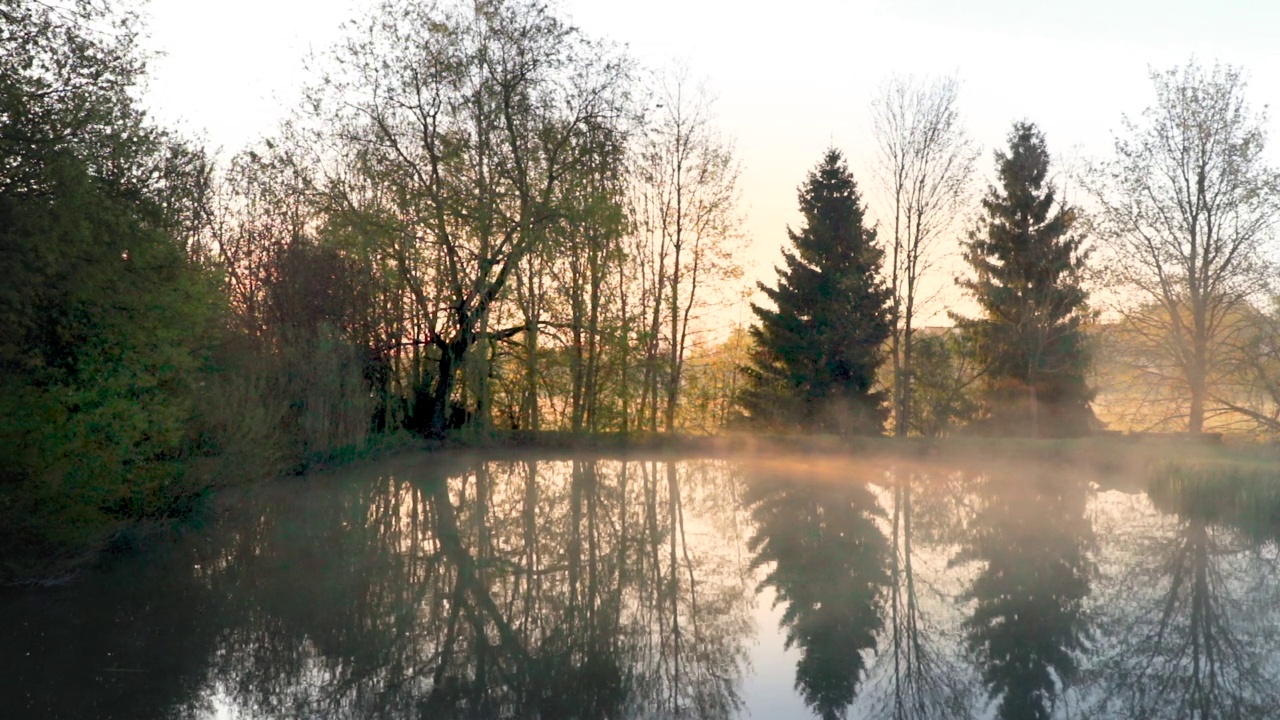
{"left": 954, "top": 122, "right": 1094, "bottom": 436}
{"left": 741, "top": 149, "right": 891, "bottom": 434}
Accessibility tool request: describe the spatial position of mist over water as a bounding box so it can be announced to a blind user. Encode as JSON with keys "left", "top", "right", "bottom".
{"left": 3, "top": 452, "right": 1279, "bottom": 720}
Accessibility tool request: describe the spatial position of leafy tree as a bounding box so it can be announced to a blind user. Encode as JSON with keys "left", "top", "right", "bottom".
{"left": 0, "top": 0, "right": 217, "bottom": 580}
{"left": 741, "top": 149, "right": 892, "bottom": 434}
{"left": 679, "top": 325, "right": 753, "bottom": 432}
{"left": 305, "top": 0, "right": 633, "bottom": 437}
{"left": 907, "top": 332, "right": 982, "bottom": 437}
{"left": 954, "top": 122, "right": 1094, "bottom": 437}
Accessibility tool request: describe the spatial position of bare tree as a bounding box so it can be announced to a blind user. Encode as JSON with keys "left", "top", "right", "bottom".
{"left": 1092, "top": 61, "right": 1280, "bottom": 434}
{"left": 1208, "top": 300, "right": 1280, "bottom": 435}
{"left": 630, "top": 68, "right": 743, "bottom": 433}
{"left": 871, "top": 75, "right": 977, "bottom": 437}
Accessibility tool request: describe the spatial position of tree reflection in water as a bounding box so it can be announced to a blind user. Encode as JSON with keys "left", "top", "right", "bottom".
{"left": 6, "top": 454, "right": 1280, "bottom": 719}
{"left": 196, "top": 458, "right": 753, "bottom": 719}
{"left": 744, "top": 467, "right": 889, "bottom": 720}
{"left": 951, "top": 471, "right": 1095, "bottom": 720}
{"left": 865, "top": 468, "right": 975, "bottom": 720}
{"left": 1087, "top": 467, "right": 1280, "bottom": 719}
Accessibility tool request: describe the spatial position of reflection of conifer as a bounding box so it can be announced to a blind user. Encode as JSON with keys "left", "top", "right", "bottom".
{"left": 746, "top": 473, "right": 890, "bottom": 719}
{"left": 953, "top": 473, "right": 1093, "bottom": 720}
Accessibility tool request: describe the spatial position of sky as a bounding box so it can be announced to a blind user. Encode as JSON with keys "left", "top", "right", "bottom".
{"left": 140, "top": 0, "right": 1280, "bottom": 325}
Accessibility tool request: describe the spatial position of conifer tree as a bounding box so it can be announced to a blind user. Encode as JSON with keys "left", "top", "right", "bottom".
{"left": 740, "top": 149, "right": 891, "bottom": 434}
{"left": 954, "top": 122, "right": 1094, "bottom": 436}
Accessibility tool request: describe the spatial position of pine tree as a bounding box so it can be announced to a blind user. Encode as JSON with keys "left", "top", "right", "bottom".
{"left": 740, "top": 149, "right": 891, "bottom": 434}
{"left": 954, "top": 122, "right": 1094, "bottom": 436}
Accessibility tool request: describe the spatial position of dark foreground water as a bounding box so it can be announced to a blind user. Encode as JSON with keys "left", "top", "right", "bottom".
{"left": 3, "top": 451, "right": 1280, "bottom": 720}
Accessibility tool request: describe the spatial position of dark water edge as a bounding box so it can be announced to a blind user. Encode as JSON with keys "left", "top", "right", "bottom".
{"left": 3, "top": 448, "right": 1279, "bottom": 719}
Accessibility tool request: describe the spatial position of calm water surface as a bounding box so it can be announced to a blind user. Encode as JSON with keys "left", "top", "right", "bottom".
{"left": 3, "top": 451, "right": 1279, "bottom": 719}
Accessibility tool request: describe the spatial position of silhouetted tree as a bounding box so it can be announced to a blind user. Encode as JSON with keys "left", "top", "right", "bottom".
{"left": 308, "top": 0, "right": 632, "bottom": 436}
{"left": 741, "top": 149, "right": 892, "bottom": 434}
{"left": 955, "top": 122, "right": 1094, "bottom": 436}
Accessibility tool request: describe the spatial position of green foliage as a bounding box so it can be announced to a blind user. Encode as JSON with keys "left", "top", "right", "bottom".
{"left": 305, "top": 0, "right": 634, "bottom": 437}
{"left": 907, "top": 332, "right": 981, "bottom": 436}
{"left": 0, "top": 0, "right": 221, "bottom": 582}
{"left": 955, "top": 122, "right": 1094, "bottom": 437}
{"left": 741, "top": 149, "right": 892, "bottom": 435}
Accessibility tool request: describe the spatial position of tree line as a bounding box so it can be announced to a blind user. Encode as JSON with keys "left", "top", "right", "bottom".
{"left": 1, "top": 0, "right": 744, "bottom": 580}
{"left": 4, "top": 0, "right": 1280, "bottom": 581}
{"left": 742, "top": 67, "right": 1280, "bottom": 439}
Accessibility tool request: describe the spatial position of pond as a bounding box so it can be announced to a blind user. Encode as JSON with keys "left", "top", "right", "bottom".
{"left": 3, "top": 450, "right": 1280, "bottom": 719}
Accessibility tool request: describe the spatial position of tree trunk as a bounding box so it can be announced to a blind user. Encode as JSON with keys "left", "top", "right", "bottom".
{"left": 430, "top": 341, "right": 463, "bottom": 437}
{"left": 473, "top": 309, "right": 492, "bottom": 431}
{"left": 899, "top": 319, "right": 914, "bottom": 437}
{"left": 1188, "top": 378, "right": 1206, "bottom": 434}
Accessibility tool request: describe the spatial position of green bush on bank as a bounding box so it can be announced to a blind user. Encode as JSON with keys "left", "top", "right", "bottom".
{"left": 1, "top": 326, "right": 394, "bottom": 585}
{"left": 0, "top": 1, "right": 390, "bottom": 585}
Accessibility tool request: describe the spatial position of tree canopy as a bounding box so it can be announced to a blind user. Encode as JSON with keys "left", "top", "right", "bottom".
{"left": 0, "top": 0, "right": 218, "bottom": 578}
{"left": 1092, "top": 62, "right": 1280, "bottom": 434}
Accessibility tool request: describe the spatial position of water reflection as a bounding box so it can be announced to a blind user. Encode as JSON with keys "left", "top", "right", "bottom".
{"left": 1087, "top": 468, "right": 1280, "bottom": 719}
{"left": 952, "top": 471, "right": 1094, "bottom": 720}
{"left": 198, "top": 458, "right": 754, "bottom": 719}
{"left": 745, "top": 467, "right": 888, "bottom": 719}
{"left": 736, "top": 460, "right": 1280, "bottom": 720}
{"left": 3, "top": 454, "right": 1280, "bottom": 719}
{"left": 868, "top": 469, "right": 975, "bottom": 720}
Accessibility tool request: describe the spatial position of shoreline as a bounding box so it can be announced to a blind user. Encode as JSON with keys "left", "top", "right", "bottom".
{"left": 6, "top": 430, "right": 1275, "bottom": 588}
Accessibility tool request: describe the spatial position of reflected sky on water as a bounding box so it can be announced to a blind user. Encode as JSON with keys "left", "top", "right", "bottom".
{"left": 3, "top": 452, "right": 1279, "bottom": 719}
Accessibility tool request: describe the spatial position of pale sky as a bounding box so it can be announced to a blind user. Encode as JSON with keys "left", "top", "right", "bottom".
{"left": 141, "top": 0, "right": 1280, "bottom": 325}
